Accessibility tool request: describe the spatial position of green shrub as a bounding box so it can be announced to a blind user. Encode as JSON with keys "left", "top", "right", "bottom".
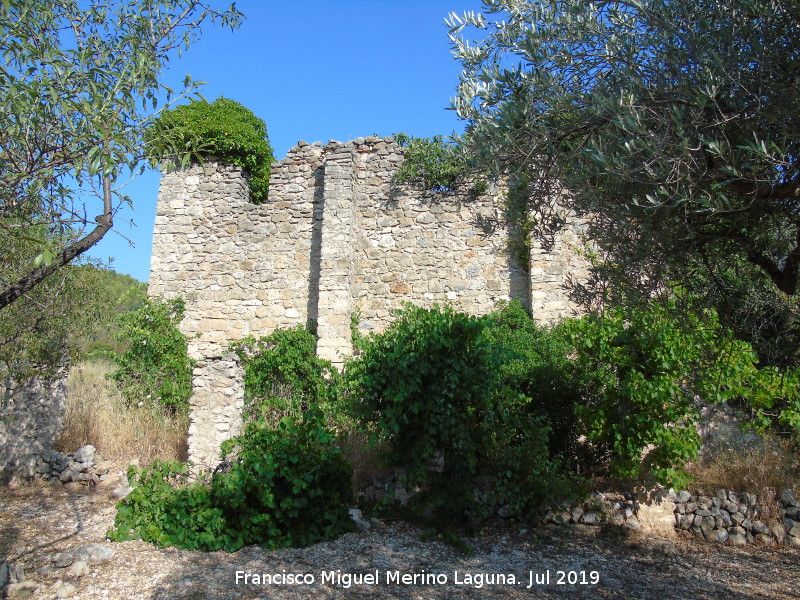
{"left": 347, "top": 305, "right": 499, "bottom": 517}
{"left": 347, "top": 303, "right": 586, "bottom": 527}
{"left": 742, "top": 368, "right": 800, "bottom": 439}
{"left": 146, "top": 97, "right": 274, "bottom": 202}
{"left": 482, "top": 300, "right": 581, "bottom": 455}
{"left": 565, "top": 300, "right": 799, "bottom": 488}
{"left": 212, "top": 409, "right": 355, "bottom": 549}
{"left": 393, "top": 133, "right": 462, "bottom": 192}
{"left": 111, "top": 297, "right": 194, "bottom": 413}
{"left": 393, "top": 132, "right": 485, "bottom": 195}
{"left": 482, "top": 410, "right": 584, "bottom": 521}
{"left": 107, "top": 460, "right": 225, "bottom": 551}
{"left": 347, "top": 304, "right": 501, "bottom": 523}
{"left": 229, "top": 326, "right": 339, "bottom": 425}
{"left": 108, "top": 408, "right": 354, "bottom": 552}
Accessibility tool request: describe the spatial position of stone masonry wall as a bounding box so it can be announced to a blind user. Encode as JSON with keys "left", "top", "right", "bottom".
{"left": 186, "top": 355, "right": 244, "bottom": 470}
{"left": 0, "top": 373, "right": 67, "bottom": 482}
{"left": 149, "top": 136, "right": 589, "bottom": 467}
{"left": 349, "top": 138, "right": 530, "bottom": 337}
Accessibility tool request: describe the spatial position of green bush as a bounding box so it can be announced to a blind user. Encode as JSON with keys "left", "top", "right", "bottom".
{"left": 481, "top": 300, "right": 581, "bottom": 455}
{"left": 111, "top": 297, "right": 194, "bottom": 413}
{"left": 108, "top": 408, "right": 354, "bottom": 552}
{"left": 229, "top": 326, "right": 339, "bottom": 425}
{"left": 742, "top": 367, "right": 800, "bottom": 439}
{"left": 107, "top": 460, "right": 225, "bottom": 551}
{"left": 482, "top": 410, "right": 583, "bottom": 521}
{"left": 565, "top": 300, "right": 800, "bottom": 488}
{"left": 212, "top": 409, "right": 354, "bottom": 549}
{"left": 146, "top": 97, "right": 274, "bottom": 202}
{"left": 393, "top": 132, "right": 486, "bottom": 195}
{"left": 347, "top": 303, "right": 587, "bottom": 527}
{"left": 347, "top": 304, "right": 502, "bottom": 523}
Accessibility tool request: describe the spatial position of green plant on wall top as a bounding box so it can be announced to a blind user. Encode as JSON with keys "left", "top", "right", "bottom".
{"left": 145, "top": 97, "right": 274, "bottom": 203}
{"left": 392, "top": 132, "right": 487, "bottom": 196}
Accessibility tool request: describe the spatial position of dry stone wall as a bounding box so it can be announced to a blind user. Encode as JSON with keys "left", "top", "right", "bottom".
{"left": 149, "top": 136, "right": 590, "bottom": 467}
{"left": 0, "top": 373, "right": 67, "bottom": 482}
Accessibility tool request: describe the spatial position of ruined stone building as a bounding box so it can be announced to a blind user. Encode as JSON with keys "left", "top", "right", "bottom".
{"left": 148, "top": 136, "right": 589, "bottom": 467}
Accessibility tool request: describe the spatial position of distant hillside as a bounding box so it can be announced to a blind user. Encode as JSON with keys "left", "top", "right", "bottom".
{"left": 74, "top": 267, "right": 147, "bottom": 357}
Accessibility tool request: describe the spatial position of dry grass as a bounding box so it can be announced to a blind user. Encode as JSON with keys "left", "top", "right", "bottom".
{"left": 58, "top": 359, "right": 188, "bottom": 464}
{"left": 688, "top": 436, "right": 800, "bottom": 517}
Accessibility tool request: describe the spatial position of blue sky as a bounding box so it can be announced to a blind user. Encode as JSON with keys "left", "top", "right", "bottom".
{"left": 88, "top": 0, "right": 484, "bottom": 282}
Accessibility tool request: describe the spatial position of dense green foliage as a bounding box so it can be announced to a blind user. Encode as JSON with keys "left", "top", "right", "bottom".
{"left": 212, "top": 410, "right": 354, "bottom": 549}
{"left": 347, "top": 306, "right": 499, "bottom": 507}
{"left": 229, "top": 326, "right": 338, "bottom": 424}
{"left": 75, "top": 269, "right": 147, "bottom": 358}
{"left": 393, "top": 133, "right": 467, "bottom": 193}
{"left": 0, "top": 0, "right": 241, "bottom": 310}
{"left": 392, "top": 133, "right": 487, "bottom": 196}
{"left": 481, "top": 301, "right": 579, "bottom": 455}
{"left": 0, "top": 234, "right": 112, "bottom": 380}
{"left": 347, "top": 300, "right": 798, "bottom": 497}
{"left": 567, "top": 301, "right": 800, "bottom": 487}
{"left": 743, "top": 368, "right": 800, "bottom": 438}
{"left": 687, "top": 255, "right": 800, "bottom": 369}
{"left": 109, "top": 300, "right": 800, "bottom": 550}
{"left": 347, "top": 303, "right": 578, "bottom": 526}
{"left": 448, "top": 0, "right": 800, "bottom": 365}
{"left": 0, "top": 220, "right": 141, "bottom": 380}
{"left": 108, "top": 408, "right": 354, "bottom": 551}
{"left": 111, "top": 297, "right": 194, "bottom": 413}
{"left": 476, "top": 302, "right": 585, "bottom": 516}
{"left": 110, "top": 327, "right": 353, "bottom": 552}
{"left": 107, "top": 460, "right": 224, "bottom": 550}
{"left": 146, "top": 97, "right": 274, "bottom": 202}
{"left": 483, "top": 412, "right": 581, "bottom": 521}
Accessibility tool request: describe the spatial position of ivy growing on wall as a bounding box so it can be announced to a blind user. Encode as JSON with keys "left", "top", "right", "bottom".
{"left": 145, "top": 97, "right": 274, "bottom": 203}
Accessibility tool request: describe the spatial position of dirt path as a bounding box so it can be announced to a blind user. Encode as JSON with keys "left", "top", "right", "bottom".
{"left": 1, "top": 485, "right": 799, "bottom": 600}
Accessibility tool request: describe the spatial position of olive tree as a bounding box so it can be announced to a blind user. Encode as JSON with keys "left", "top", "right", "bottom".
{"left": 0, "top": 0, "right": 242, "bottom": 311}
{"left": 448, "top": 0, "right": 800, "bottom": 295}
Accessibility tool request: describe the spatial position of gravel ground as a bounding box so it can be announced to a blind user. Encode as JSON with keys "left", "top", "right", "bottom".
{"left": 1, "top": 484, "right": 799, "bottom": 600}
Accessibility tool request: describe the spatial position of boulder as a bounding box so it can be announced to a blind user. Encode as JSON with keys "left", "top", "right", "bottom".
{"left": 582, "top": 512, "right": 601, "bottom": 526}
{"left": 4, "top": 582, "right": 40, "bottom": 599}
{"left": 69, "top": 561, "right": 90, "bottom": 578}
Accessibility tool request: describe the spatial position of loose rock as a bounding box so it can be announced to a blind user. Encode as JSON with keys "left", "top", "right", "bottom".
{"left": 73, "top": 544, "right": 115, "bottom": 564}
{"left": 52, "top": 553, "right": 74, "bottom": 568}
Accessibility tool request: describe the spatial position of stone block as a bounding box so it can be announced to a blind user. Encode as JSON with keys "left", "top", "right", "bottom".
{"left": 390, "top": 282, "right": 411, "bottom": 294}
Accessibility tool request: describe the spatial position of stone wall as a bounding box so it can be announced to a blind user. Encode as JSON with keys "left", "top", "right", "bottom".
{"left": 0, "top": 373, "right": 67, "bottom": 482}
{"left": 186, "top": 355, "right": 245, "bottom": 470}
{"left": 149, "top": 136, "right": 590, "bottom": 467}
{"left": 673, "top": 488, "right": 800, "bottom": 547}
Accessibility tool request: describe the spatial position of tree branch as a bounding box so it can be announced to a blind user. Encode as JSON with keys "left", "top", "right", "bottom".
{"left": 728, "top": 226, "right": 800, "bottom": 296}
{"left": 0, "top": 176, "right": 113, "bottom": 310}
